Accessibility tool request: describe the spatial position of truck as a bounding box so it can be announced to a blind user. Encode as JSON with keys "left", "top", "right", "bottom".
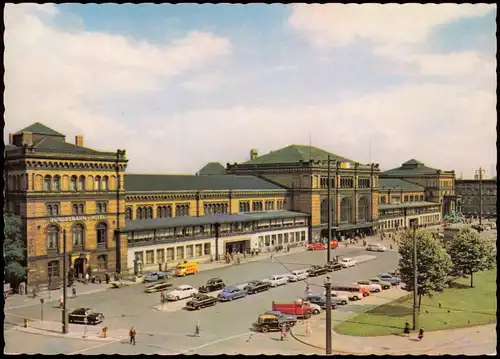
{"left": 272, "top": 300, "right": 312, "bottom": 319}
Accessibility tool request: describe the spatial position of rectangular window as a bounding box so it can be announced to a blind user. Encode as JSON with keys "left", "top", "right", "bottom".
{"left": 203, "top": 243, "right": 211, "bottom": 256}
{"left": 271, "top": 234, "right": 277, "bottom": 245}
{"left": 278, "top": 233, "right": 283, "bottom": 245}
{"left": 265, "top": 235, "right": 271, "bottom": 246}
{"left": 186, "top": 245, "right": 194, "bottom": 259}
{"left": 134, "top": 251, "right": 144, "bottom": 262}
{"left": 96, "top": 202, "right": 108, "bottom": 214}
{"left": 156, "top": 249, "right": 165, "bottom": 263}
{"left": 97, "top": 255, "right": 108, "bottom": 270}
{"left": 301, "top": 231, "right": 306, "bottom": 241}
{"left": 420, "top": 195, "right": 424, "bottom": 201}
{"left": 176, "top": 246, "right": 184, "bottom": 260}
{"left": 195, "top": 244, "right": 202, "bottom": 257}
{"left": 48, "top": 260, "right": 60, "bottom": 277}
{"left": 72, "top": 202, "right": 85, "bottom": 215}
{"left": 409, "top": 195, "right": 414, "bottom": 202}
{"left": 167, "top": 248, "right": 175, "bottom": 261}
{"left": 46, "top": 203, "right": 60, "bottom": 216}
{"left": 284, "top": 233, "right": 289, "bottom": 244}
{"left": 404, "top": 196, "right": 408, "bottom": 202}
{"left": 146, "top": 250, "right": 154, "bottom": 264}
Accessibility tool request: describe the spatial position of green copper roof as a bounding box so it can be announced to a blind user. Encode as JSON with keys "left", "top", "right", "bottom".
{"left": 125, "top": 174, "right": 286, "bottom": 192}
{"left": 243, "top": 145, "right": 352, "bottom": 165}
{"left": 32, "top": 136, "right": 117, "bottom": 156}
{"left": 379, "top": 178, "right": 425, "bottom": 191}
{"left": 381, "top": 159, "right": 441, "bottom": 176}
{"left": 15, "top": 122, "right": 65, "bottom": 137}
{"left": 198, "top": 162, "right": 226, "bottom": 175}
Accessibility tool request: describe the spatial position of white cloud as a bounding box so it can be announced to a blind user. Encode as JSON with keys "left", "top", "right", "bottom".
{"left": 182, "top": 73, "right": 224, "bottom": 92}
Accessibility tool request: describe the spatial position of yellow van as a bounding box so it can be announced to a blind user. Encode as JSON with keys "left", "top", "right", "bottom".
{"left": 175, "top": 262, "right": 199, "bottom": 277}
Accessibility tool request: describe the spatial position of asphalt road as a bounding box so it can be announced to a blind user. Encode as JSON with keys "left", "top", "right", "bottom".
{"left": 5, "top": 247, "right": 399, "bottom": 354}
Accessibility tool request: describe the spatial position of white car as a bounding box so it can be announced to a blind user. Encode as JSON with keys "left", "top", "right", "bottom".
{"left": 322, "top": 290, "right": 349, "bottom": 305}
{"left": 355, "top": 280, "right": 382, "bottom": 293}
{"left": 291, "top": 269, "right": 309, "bottom": 280}
{"left": 262, "top": 275, "right": 288, "bottom": 287}
{"left": 283, "top": 273, "right": 300, "bottom": 282}
{"left": 340, "top": 258, "right": 357, "bottom": 268}
{"left": 366, "top": 244, "right": 387, "bottom": 252}
{"left": 298, "top": 299, "right": 322, "bottom": 315}
{"left": 166, "top": 285, "right": 198, "bottom": 301}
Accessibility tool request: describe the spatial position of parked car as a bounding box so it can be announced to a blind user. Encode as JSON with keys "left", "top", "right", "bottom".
{"left": 144, "top": 280, "right": 173, "bottom": 293}
{"left": 303, "top": 295, "right": 338, "bottom": 309}
{"left": 307, "top": 243, "right": 326, "bottom": 251}
{"left": 378, "top": 273, "right": 402, "bottom": 286}
{"left": 307, "top": 265, "right": 329, "bottom": 277}
{"left": 369, "top": 278, "right": 391, "bottom": 290}
{"left": 322, "top": 290, "right": 349, "bottom": 305}
{"left": 264, "top": 310, "right": 298, "bottom": 326}
{"left": 308, "top": 302, "right": 322, "bottom": 315}
{"left": 366, "top": 244, "right": 387, "bottom": 252}
{"left": 283, "top": 273, "right": 300, "bottom": 282}
{"left": 325, "top": 261, "right": 343, "bottom": 272}
{"left": 166, "top": 285, "right": 198, "bottom": 301}
{"left": 340, "top": 258, "right": 357, "bottom": 268}
{"left": 244, "top": 280, "right": 272, "bottom": 294}
{"left": 68, "top": 308, "right": 104, "bottom": 325}
{"left": 262, "top": 275, "right": 288, "bottom": 287}
{"left": 291, "top": 269, "right": 309, "bottom": 280}
{"left": 199, "top": 278, "right": 225, "bottom": 293}
{"left": 185, "top": 293, "right": 218, "bottom": 310}
{"left": 355, "top": 280, "right": 382, "bottom": 293}
{"left": 144, "top": 271, "right": 172, "bottom": 283}
{"left": 253, "top": 314, "right": 289, "bottom": 333}
{"left": 218, "top": 286, "right": 247, "bottom": 301}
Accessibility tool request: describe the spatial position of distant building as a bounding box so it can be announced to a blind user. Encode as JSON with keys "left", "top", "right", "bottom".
{"left": 455, "top": 179, "right": 497, "bottom": 218}
{"left": 197, "top": 162, "right": 226, "bottom": 175}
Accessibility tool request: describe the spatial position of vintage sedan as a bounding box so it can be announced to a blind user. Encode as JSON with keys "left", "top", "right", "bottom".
{"left": 369, "top": 278, "right": 391, "bottom": 290}
{"left": 322, "top": 290, "right": 349, "bottom": 305}
{"left": 355, "top": 280, "right": 382, "bottom": 293}
{"left": 262, "top": 275, "right": 288, "bottom": 287}
{"left": 264, "top": 311, "right": 297, "bottom": 327}
{"left": 325, "top": 261, "right": 343, "bottom": 272}
{"left": 340, "top": 258, "right": 358, "bottom": 268}
{"left": 307, "top": 243, "right": 326, "bottom": 251}
{"left": 199, "top": 278, "right": 226, "bottom": 293}
{"left": 144, "top": 271, "right": 172, "bottom": 283}
{"left": 166, "top": 285, "right": 198, "bottom": 301}
{"left": 244, "top": 280, "right": 272, "bottom": 294}
{"left": 144, "top": 281, "right": 173, "bottom": 293}
{"left": 302, "top": 295, "right": 338, "bottom": 309}
{"left": 366, "top": 244, "right": 387, "bottom": 252}
{"left": 307, "top": 265, "right": 329, "bottom": 277}
{"left": 69, "top": 308, "right": 104, "bottom": 325}
{"left": 379, "top": 273, "right": 402, "bottom": 286}
{"left": 218, "top": 286, "right": 247, "bottom": 301}
{"left": 185, "top": 294, "right": 218, "bottom": 310}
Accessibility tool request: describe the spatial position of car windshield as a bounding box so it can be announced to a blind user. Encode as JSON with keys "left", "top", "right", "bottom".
{"left": 85, "top": 310, "right": 94, "bottom": 315}
{"left": 174, "top": 287, "right": 186, "bottom": 291}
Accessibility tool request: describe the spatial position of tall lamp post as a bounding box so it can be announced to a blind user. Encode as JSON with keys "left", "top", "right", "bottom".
{"left": 324, "top": 275, "right": 332, "bottom": 354}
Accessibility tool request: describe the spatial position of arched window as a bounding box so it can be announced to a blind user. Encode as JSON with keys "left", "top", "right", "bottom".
{"left": 46, "top": 205, "right": 53, "bottom": 216}
{"left": 166, "top": 205, "right": 172, "bottom": 217}
{"left": 72, "top": 224, "right": 85, "bottom": 248}
{"left": 70, "top": 176, "right": 77, "bottom": 191}
{"left": 53, "top": 204, "right": 59, "bottom": 215}
{"left": 126, "top": 207, "right": 132, "bottom": 220}
{"left": 94, "top": 176, "right": 101, "bottom": 191}
{"left": 147, "top": 207, "right": 153, "bottom": 219}
{"left": 53, "top": 176, "right": 61, "bottom": 191}
{"left": 223, "top": 203, "right": 228, "bottom": 214}
{"left": 215, "top": 204, "right": 221, "bottom": 214}
{"left": 79, "top": 204, "right": 84, "bottom": 214}
{"left": 44, "top": 175, "right": 52, "bottom": 191}
{"left": 102, "top": 176, "right": 108, "bottom": 191}
{"left": 203, "top": 204, "right": 208, "bottom": 215}
{"left": 340, "top": 197, "right": 352, "bottom": 223}
{"left": 136, "top": 207, "right": 143, "bottom": 220}
{"left": 72, "top": 204, "right": 78, "bottom": 214}
{"left": 97, "top": 203, "right": 102, "bottom": 213}
{"left": 96, "top": 223, "right": 107, "bottom": 245}
{"left": 47, "top": 225, "right": 59, "bottom": 250}
{"left": 358, "top": 197, "right": 369, "bottom": 222}
{"left": 157, "top": 206, "right": 163, "bottom": 218}
{"left": 79, "top": 176, "right": 86, "bottom": 191}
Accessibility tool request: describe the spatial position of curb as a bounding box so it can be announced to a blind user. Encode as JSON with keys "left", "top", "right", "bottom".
{"left": 15, "top": 326, "right": 121, "bottom": 343}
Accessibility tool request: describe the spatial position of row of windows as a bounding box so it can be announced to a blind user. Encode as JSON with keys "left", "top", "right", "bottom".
{"left": 259, "top": 230, "right": 306, "bottom": 247}
{"left": 135, "top": 243, "right": 211, "bottom": 264}
{"left": 379, "top": 214, "right": 440, "bottom": 230}
{"left": 461, "top": 196, "right": 497, "bottom": 205}
{"left": 47, "top": 255, "right": 108, "bottom": 277}
{"left": 46, "top": 223, "right": 108, "bottom": 251}
{"left": 42, "top": 175, "right": 113, "bottom": 192}
{"left": 239, "top": 201, "right": 250, "bottom": 212}
{"left": 252, "top": 201, "right": 263, "bottom": 212}
{"left": 264, "top": 201, "right": 275, "bottom": 211}
{"left": 320, "top": 197, "right": 370, "bottom": 223}
{"left": 204, "top": 203, "right": 229, "bottom": 215}
{"left": 46, "top": 202, "right": 108, "bottom": 216}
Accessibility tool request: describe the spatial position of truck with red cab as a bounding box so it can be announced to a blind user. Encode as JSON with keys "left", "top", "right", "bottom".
{"left": 272, "top": 300, "right": 312, "bottom": 319}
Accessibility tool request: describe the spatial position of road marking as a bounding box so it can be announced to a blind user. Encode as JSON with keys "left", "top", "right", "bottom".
{"left": 67, "top": 339, "right": 120, "bottom": 355}
{"left": 4, "top": 327, "right": 18, "bottom": 334}
{"left": 175, "top": 332, "right": 254, "bottom": 354}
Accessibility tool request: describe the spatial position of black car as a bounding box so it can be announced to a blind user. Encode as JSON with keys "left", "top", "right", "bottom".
{"left": 69, "top": 308, "right": 104, "bottom": 325}
{"left": 244, "top": 280, "right": 272, "bottom": 294}
{"left": 303, "top": 295, "right": 338, "bottom": 309}
{"left": 199, "top": 278, "right": 226, "bottom": 293}
{"left": 325, "top": 261, "right": 343, "bottom": 272}
{"left": 307, "top": 265, "right": 329, "bottom": 277}
{"left": 185, "top": 294, "right": 218, "bottom": 310}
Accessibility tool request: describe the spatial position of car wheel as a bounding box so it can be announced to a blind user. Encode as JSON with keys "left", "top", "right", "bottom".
{"left": 354, "top": 296, "right": 359, "bottom": 300}
{"left": 375, "top": 289, "right": 381, "bottom": 293}
{"left": 261, "top": 326, "right": 269, "bottom": 333}
{"left": 313, "top": 309, "right": 320, "bottom": 315}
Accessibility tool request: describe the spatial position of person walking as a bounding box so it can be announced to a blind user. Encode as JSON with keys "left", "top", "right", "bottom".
{"left": 59, "top": 295, "right": 64, "bottom": 308}
{"left": 72, "top": 284, "right": 77, "bottom": 298}
{"left": 280, "top": 324, "right": 287, "bottom": 341}
{"left": 404, "top": 322, "right": 410, "bottom": 337}
{"left": 160, "top": 290, "right": 165, "bottom": 304}
{"left": 194, "top": 321, "right": 201, "bottom": 337}
{"left": 418, "top": 327, "right": 424, "bottom": 341}
{"left": 129, "top": 326, "right": 136, "bottom": 345}
{"left": 305, "top": 320, "right": 312, "bottom": 337}
{"left": 84, "top": 272, "right": 89, "bottom": 285}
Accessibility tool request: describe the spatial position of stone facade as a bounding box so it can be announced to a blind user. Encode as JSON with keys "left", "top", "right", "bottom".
{"left": 455, "top": 179, "right": 497, "bottom": 217}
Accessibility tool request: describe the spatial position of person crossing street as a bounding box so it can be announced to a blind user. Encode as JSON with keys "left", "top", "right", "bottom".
{"left": 129, "top": 326, "right": 136, "bottom": 345}
{"left": 194, "top": 321, "right": 201, "bottom": 337}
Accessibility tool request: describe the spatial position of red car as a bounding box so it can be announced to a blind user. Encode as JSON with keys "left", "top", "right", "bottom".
{"left": 307, "top": 243, "right": 326, "bottom": 251}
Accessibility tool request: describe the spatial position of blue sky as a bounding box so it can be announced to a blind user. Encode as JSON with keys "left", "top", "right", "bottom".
{"left": 4, "top": 4, "right": 497, "bottom": 177}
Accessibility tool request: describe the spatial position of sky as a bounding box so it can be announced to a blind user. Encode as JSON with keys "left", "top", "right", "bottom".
{"left": 4, "top": 4, "right": 497, "bottom": 178}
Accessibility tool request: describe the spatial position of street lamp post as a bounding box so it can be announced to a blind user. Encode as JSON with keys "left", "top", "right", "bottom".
{"left": 325, "top": 275, "right": 332, "bottom": 354}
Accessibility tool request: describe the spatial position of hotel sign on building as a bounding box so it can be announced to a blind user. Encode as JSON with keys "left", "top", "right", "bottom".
{"left": 49, "top": 215, "right": 107, "bottom": 223}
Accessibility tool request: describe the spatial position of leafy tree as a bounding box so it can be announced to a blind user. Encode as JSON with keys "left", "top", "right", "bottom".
{"left": 3, "top": 214, "right": 27, "bottom": 288}
{"left": 447, "top": 227, "right": 496, "bottom": 288}
{"left": 398, "top": 228, "right": 453, "bottom": 309}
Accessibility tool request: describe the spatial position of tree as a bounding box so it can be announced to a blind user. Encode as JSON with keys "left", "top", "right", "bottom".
{"left": 398, "top": 228, "right": 453, "bottom": 309}
{"left": 447, "top": 227, "right": 496, "bottom": 288}
{"left": 4, "top": 214, "right": 27, "bottom": 289}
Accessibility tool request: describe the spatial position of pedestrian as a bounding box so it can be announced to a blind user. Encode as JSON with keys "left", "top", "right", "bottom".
{"left": 404, "top": 322, "right": 410, "bottom": 337}
{"left": 32, "top": 286, "right": 37, "bottom": 298}
{"left": 243, "top": 251, "right": 246, "bottom": 259}
{"left": 105, "top": 272, "right": 110, "bottom": 284}
{"left": 305, "top": 321, "right": 312, "bottom": 337}
{"left": 85, "top": 272, "right": 89, "bottom": 285}
{"left": 418, "top": 327, "right": 424, "bottom": 341}
{"left": 280, "top": 324, "right": 287, "bottom": 341}
{"left": 59, "top": 295, "right": 64, "bottom": 308}
{"left": 72, "top": 285, "right": 77, "bottom": 298}
{"left": 194, "top": 321, "right": 201, "bottom": 337}
{"left": 129, "top": 326, "right": 136, "bottom": 345}
{"left": 160, "top": 290, "right": 165, "bottom": 304}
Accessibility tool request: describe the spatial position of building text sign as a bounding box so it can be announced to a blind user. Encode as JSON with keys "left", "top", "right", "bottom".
{"left": 49, "top": 215, "right": 106, "bottom": 223}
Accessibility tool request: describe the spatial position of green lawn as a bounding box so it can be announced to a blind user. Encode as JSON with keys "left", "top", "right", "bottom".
{"left": 334, "top": 269, "right": 497, "bottom": 336}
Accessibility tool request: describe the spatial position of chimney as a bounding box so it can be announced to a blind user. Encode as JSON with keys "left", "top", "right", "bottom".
{"left": 21, "top": 132, "right": 33, "bottom": 147}
{"left": 250, "top": 148, "right": 258, "bottom": 160}
{"left": 9, "top": 133, "right": 13, "bottom": 145}
{"left": 75, "top": 135, "right": 84, "bottom": 146}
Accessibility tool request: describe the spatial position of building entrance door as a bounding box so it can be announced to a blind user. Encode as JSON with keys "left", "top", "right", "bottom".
{"left": 225, "top": 240, "right": 250, "bottom": 254}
